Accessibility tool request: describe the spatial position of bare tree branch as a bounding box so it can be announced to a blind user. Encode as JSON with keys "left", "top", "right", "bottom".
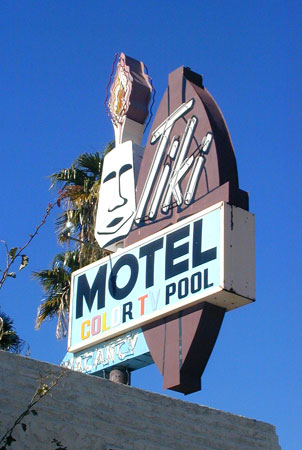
{"left": 0, "top": 202, "right": 58, "bottom": 291}
{"left": 0, "top": 370, "right": 66, "bottom": 449}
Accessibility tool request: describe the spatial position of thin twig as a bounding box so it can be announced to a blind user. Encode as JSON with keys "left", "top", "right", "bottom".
{"left": 0, "top": 371, "right": 65, "bottom": 449}
{"left": 0, "top": 202, "right": 58, "bottom": 290}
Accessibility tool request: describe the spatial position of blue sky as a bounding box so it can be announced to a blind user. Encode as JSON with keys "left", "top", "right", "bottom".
{"left": 0, "top": 1, "right": 297, "bottom": 448}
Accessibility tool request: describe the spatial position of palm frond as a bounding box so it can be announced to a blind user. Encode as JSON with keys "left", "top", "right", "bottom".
{"left": 35, "top": 291, "right": 69, "bottom": 329}
{"left": 36, "top": 144, "right": 114, "bottom": 338}
{"left": 0, "top": 310, "right": 25, "bottom": 353}
{"left": 73, "top": 152, "right": 103, "bottom": 177}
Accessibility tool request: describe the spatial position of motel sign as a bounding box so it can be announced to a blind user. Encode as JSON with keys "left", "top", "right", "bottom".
{"left": 62, "top": 54, "right": 255, "bottom": 394}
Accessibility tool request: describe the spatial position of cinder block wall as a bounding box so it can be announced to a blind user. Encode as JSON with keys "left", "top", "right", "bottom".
{"left": 0, "top": 351, "right": 280, "bottom": 450}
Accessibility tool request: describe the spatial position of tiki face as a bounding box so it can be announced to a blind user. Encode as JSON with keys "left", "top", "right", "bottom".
{"left": 95, "top": 142, "right": 136, "bottom": 249}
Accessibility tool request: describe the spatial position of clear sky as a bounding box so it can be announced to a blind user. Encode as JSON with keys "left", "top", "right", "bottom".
{"left": 0, "top": 1, "right": 297, "bottom": 448}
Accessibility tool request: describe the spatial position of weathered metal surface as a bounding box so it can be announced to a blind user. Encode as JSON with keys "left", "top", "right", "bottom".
{"left": 125, "top": 66, "right": 248, "bottom": 248}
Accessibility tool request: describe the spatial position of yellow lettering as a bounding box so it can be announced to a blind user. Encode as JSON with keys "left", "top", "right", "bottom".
{"left": 81, "top": 320, "right": 90, "bottom": 339}
{"left": 102, "top": 313, "right": 110, "bottom": 332}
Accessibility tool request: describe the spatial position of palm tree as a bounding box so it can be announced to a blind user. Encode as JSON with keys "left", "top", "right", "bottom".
{"left": 35, "top": 143, "right": 114, "bottom": 337}
{"left": 33, "top": 252, "right": 79, "bottom": 339}
{"left": 51, "top": 146, "right": 113, "bottom": 267}
{"left": 0, "top": 309, "right": 24, "bottom": 353}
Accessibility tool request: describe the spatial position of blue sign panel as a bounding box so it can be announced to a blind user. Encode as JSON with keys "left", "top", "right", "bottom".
{"left": 62, "top": 327, "right": 152, "bottom": 376}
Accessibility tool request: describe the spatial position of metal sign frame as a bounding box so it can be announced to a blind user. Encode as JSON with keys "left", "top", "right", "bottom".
{"left": 68, "top": 201, "right": 254, "bottom": 354}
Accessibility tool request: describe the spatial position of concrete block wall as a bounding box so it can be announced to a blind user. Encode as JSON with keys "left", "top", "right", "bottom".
{"left": 0, "top": 351, "right": 280, "bottom": 450}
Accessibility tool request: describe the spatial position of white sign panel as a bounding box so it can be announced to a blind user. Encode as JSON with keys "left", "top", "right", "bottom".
{"left": 68, "top": 202, "right": 255, "bottom": 353}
